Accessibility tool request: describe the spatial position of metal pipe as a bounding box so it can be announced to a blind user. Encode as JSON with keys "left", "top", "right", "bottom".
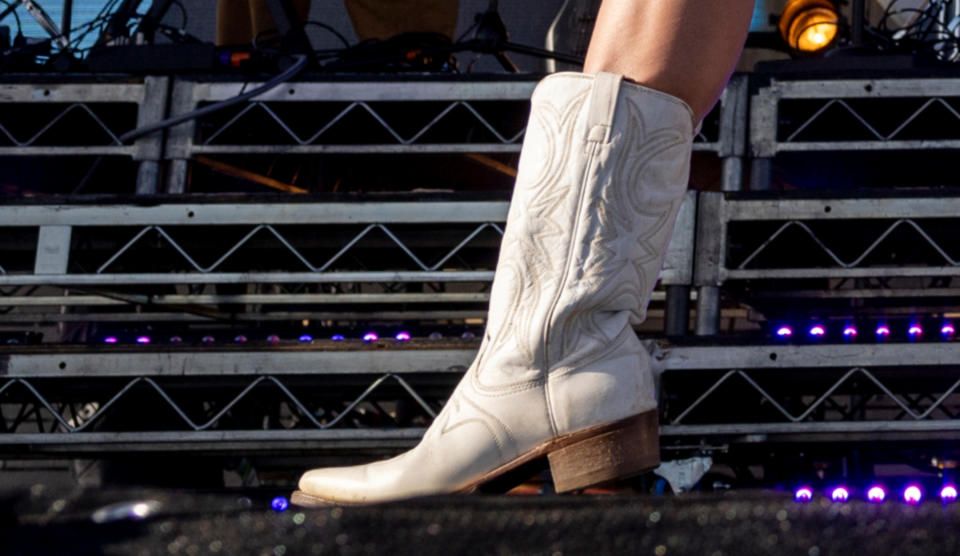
{"left": 60, "top": 0, "right": 72, "bottom": 41}
{"left": 664, "top": 285, "right": 690, "bottom": 336}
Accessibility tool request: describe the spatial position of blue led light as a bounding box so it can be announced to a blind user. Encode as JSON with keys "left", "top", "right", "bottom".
{"left": 776, "top": 326, "right": 793, "bottom": 338}
{"left": 299, "top": 334, "right": 313, "bottom": 343}
{"left": 904, "top": 485, "right": 923, "bottom": 504}
{"left": 867, "top": 486, "right": 886, "bottom": 503}
{"left": 831, "top": 486, "right": 849, "bottom": 502}
{"left": 809, "top": 325, "right": 826, "bottom": 337}
{"left": 331, "top": 334, "right": 345, "bottom": 341}
{"left": 270, "top": 496, "right": 289, "bottom": 512}
{"left": 941, "top": 485, "right": 958, "bottom": 503}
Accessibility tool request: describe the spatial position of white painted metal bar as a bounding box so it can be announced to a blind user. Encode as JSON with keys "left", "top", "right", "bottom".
{"left": 0, "top": 83, "right": 145, "bottom": 102}
{"left": 0, "top": 271, "right": 497, "bottom": 285}
{"left": 0, "top": 202, "right": 510, "bottom": 226}
{"left": 195, "top": 80, "right": 539, "bottom": 102}
{"left": 770, "top": 78, "right": 960, "bottom": 99}
{"left": 1, "top": 348, "right": 478, "bottom": 377}
{"left": 722, "top": 267, "right": 960, "bottom": 280}
{"left": 723, "top": 197, "right": 960, "bottom": 220}
{"left": 658, "top": 343, "right": 960, "bottom": 370}
{"left": 0, "top": 293, "right": 492, "bottom": 306}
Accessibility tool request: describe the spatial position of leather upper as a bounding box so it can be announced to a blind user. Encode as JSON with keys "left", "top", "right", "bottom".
{"left": 298, "top": 72, "right": 694, "bottom": 503}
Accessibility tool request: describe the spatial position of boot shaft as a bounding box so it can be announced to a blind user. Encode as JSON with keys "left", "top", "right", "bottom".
{"left": 481, "top": 72, "right": 695, "bottom": 386}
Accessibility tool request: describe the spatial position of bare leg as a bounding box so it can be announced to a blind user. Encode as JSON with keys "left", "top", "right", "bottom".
{"left": 584, "top": 0, "right": 755, "bottom": 122}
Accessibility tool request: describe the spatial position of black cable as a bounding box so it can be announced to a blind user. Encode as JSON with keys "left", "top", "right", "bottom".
{"left": 253, "top": 28, "right": 280, "bottom": 51}
{"left": 3, "top": 11, "right": 113, "bottom": 59}
{"left": 0, "top": 0, "right": 22, "bottom": 37}
{"left": 304, "top": 20, "right": 349, "bottom": 48}
{"left": 126, "top": 14, "right": 201, "bottom": 44}
{"left": 119, "top": 54, "right": 307, "bottom": 144}
{"left": 170, "top": 0, "right": 187, "bottom": 29}
{"left": 73, "top": 54, "right": 308, "bottom": 193}
{"left": 455, "top": 19, "right": 480, "bottom": 43}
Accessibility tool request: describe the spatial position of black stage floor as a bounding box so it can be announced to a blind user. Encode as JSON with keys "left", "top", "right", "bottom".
{"left": 5, "top": 486, "right": 960, "bottom": 555}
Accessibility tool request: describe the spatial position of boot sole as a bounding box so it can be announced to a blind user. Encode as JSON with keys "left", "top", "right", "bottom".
{"left": 291, "top": 410, "right": 659, "bottom": 507}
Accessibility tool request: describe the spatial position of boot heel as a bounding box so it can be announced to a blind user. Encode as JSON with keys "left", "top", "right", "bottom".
{"left": 547, "top": 410, "right": 659, "bottom": 493}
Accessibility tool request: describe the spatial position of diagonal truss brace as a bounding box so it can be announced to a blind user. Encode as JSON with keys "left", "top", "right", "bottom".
{"left": 0, "top": 373, "right": 438, "bottom": 433}
{"left": 202, "top": 100, "right": 527, "bottom": 146}
{"left": 669, "top": 367, "right": 960, "bottom": 425}
{"left": 0, "top": 103, "right": 124, "bottom": 146}
{"left": 736, "top": 219, "right": 959, "bottom": 270}
{"left": 784, "top": 97, "right": 960, "bottom": 143}
{"left": 96, "top": 222, "right": 505, "bottom": 274}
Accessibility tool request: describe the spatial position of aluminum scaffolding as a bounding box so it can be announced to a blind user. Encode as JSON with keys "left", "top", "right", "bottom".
{"left": 3, "top": 72, "right": 960, "bottom": 463}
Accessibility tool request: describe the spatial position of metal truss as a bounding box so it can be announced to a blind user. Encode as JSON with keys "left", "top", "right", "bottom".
{"left": 0, "top": 77, "right": 169, "bottom": 193}
{"left": 2, "top": 74, "right": 743, "bottom": 196}
{"left": 0, "top": 195, "right": 696, "bottom": 321}
{"left": 4, "top": 343, "right": 960, "bottom": 454}
{"left": 169, "top": 78, "right": 727, "bottom": 153}
{"left": 751, "top": 78, "right": 960, "bottom": 157}
{"left": 0, "top": 346, "right": 468, "bottom": 452}
{"left": 657, "top": 343, "right": 960, "bottom": 440}
{"left": 163, "top": 76, "right": 739, "bottom": 192}
{"left": 694, "top": 193, "right": 960, "bottom": 282}
{"left": 0, "top": 373, "right": 435, "bottom": 433}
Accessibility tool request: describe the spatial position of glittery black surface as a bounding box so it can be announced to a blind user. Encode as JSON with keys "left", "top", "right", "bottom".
{"left": 5, "top": 487, "right": 960, "bottom": 555}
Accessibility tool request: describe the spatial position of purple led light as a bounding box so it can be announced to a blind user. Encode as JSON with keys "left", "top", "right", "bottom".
{"left": 908, "top": 325, "right": 923, "bottom": 336}
{"left": 169, "top": 336, "right": 183, "bottom": 344}
{"left": 867, "top": 486, "right": 886, "bottom": 503}
{"left": 942, "top": 324, "right": 955, "bottom": 336}
{"left": 809, "top": 325, "right": 826, "bottom": 337}
{"left": 876, "top": 326, "right": 891, "bottom": 337}
{"left": 461, "top": 331, "right": 476, "bottom": 340}
{"left": 331, "top": 334, "right": 345, "bottom": 341}
{"left": 795, "top": 487, "right": 813, "bottom": 502}
{"left": 136, "top": 336, "right": 151, "bottom": 344}
{"left": 904, "top": 485, "right": 923, "bottom": 504}
{"left": 831, "top": 487, "right": 849, "bottom": 502}
{"left": 234, "top": 335, "right": 247, "bottom": 344}
{"left": 776, "top": 326, "right": 793, "bottom": 337}
{"left": 104, "top": 336, "right": 118, "bottom": 344}
{"left": 428, "top": 332, "right": 443, "bottom": 340}
{"left": 266, "top": 334, "right": 280, "bottom": 344}
{"left": 843, "top": 326, "right": 858, "bottom": 337}
{"left": 395, "top": 331, "right": 411, "bottom": 342}
{"left": 201, "top": 335, "right": 215, "bottom": 344}
{"left": 363, "top": 332, "right": 379, "bottom": 342}
{"left": 941, "top": 486, "right": 958, "bottom": 502}
{"left": 299, "top": 334, "right": 313, "bottom": 343}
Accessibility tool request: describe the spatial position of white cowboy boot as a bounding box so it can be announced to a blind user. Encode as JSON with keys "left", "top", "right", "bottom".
{"left": 293, "top": 72, "right": 695, "bottom": 505}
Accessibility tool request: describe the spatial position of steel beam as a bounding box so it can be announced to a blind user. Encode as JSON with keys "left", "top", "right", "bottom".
{"left": 0, "top": 202, "right": 511, "bottom": 226}
{"left": 657, "top": 342, "right": 960, "bottom": 370}
{"left": 0, "top": 348, "right": 478, "bottom": 377}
